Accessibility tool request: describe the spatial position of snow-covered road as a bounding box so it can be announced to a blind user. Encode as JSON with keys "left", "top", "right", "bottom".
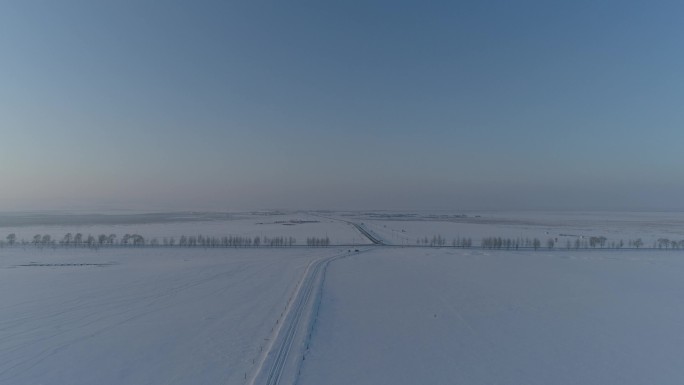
{"left": 253, "top": 249, "right": 359, "bottom": 385}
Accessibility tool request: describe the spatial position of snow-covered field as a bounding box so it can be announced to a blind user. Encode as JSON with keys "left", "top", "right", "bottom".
{"left": 3, "top": 211, "right": 684, "bottom": 385}
{"left": 0, "top": 247, "right": 344, "bottom": 385}
{"left": 4, "top": 210, "right": 684, "bottom": 248}
{"left": 0, "top": 212, "right": 371, "bottom": 246}
{"left": 346, "top": 211, "right": 684, "bottom": 246}
{"left": 300, "top": 248, "right": 684, "bottom": 385}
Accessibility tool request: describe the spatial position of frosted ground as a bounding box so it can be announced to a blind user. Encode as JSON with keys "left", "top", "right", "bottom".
{"left": 342, "top": 210, "right": 684, "bottom": 247}
{"left": 0, "top": 212, "right": 370, "bottom": 246}
{"left": 3, "top": 210, "right": 684, "bottom": 248}
{"left": 299, "top": 248, "right": 684, "bottom": 384}
{"left": 0, "top": 247, "right": 340, "bottom": 385}
{"left": 2, "top": 211, "right": 684, "bottom": 384}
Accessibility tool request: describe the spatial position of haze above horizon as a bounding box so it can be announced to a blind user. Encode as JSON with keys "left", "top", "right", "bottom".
{"left": 2, "top": 1, "right": 683, "bottom": 211}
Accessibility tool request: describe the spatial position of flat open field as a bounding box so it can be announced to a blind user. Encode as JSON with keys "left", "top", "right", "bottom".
{"left": 0, "top": 247, "right": 342, "bottom": 385}
{"left": 0, "top": 212, "right": 371, "bottom": 246}
{"left": 340, "top": 210, "right": 684, "bottom": 247}
{"left": 2, "top": 211, "right": 684, "bottom": 384}
{"left": 300, "top": 248, "right": 684, "bottom": 385}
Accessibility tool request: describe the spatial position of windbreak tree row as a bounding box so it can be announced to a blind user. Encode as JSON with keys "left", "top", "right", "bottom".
{"left": 0, "top": 233, "right": 306, "bottom": 248}
{"left": 412, "top": 234, "right": 684, "bottom": 250}
{"left": 416, "top": 236, "right": 473, "bottom": 247}
{"left": 306, "top": 236, "right": 331, "bottom": 247}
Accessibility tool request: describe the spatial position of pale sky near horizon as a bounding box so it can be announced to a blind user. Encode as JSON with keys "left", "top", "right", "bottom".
{"left": 1, "top": 1, "right": 683, "bottom": 211}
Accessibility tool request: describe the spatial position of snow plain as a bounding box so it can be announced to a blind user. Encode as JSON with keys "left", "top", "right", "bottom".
{"left": 3, "top": 210, "right": 684, "bottom": 385}
{"left": 0, "top": 247, "right": 343, "bottom": 385}
{"left": 350, "top": 211, "right": 684, "bottom": 246}
{"left": 0, "top": 212, "right": 371, "bottom": 246}
{"left": 299, "top": 247, "right": 684, "bottom": 385}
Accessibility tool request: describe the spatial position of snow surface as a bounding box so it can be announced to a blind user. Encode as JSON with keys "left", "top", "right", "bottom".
{"left": 4, "top": 211, "right": 684, "bottom": 385}
{"left": 5, "top": 210, "right": 684, "bottom": 247}
{"left": 0, "top": 212, "right": 371, "bottom": 246}
{"left": 0, "top": 247, "right": 343, "bottom": 385}
{"left": 352, "top": 211, "right": 684, "bottom": 246}
{"left": 300, "top": 248, "right": 684, "bottom": 385}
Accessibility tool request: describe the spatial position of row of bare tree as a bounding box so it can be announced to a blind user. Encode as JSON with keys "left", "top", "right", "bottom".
{"left": 4, "top": 232, "right": 684, "bottom": 250}
{"left": 1, "top": 233, "right": 308, "bottom": 248}
{"left": 3, "top": 233, "right": 119, "bottom": 247}
{"left": 412, "top": 234, "right": 684, "bottom": 250}
{"left": 306, "top": 237, "right": 331, "bottom": 247}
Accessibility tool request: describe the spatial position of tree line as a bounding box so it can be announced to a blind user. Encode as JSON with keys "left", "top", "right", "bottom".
{"left": 4, "top": 232, "right": 683, "bottom": 250}
{"left": 306, "top": 236, "right": 331, "bottom": 247}
{"left": 413, "top": 234, "right": 684, "bottom": 250}
{"left": 0, "top": 233, "right": 325, "bottom": 248}
{"left": 416, "top": 235, "right": 473, "bottom": 248}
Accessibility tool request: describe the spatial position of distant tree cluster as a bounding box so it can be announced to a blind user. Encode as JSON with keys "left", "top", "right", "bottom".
{"left": 451, "top": 237, "right": 473, "bottom": 248}
{"left": 3, "top": 231, "right": 684, "bottom": 251}
{"left": 566, "top": 237, "right": 638, "bottom": 249}
{"left": 477, "top": 236, "right": 679, "bottom": 251}
{"left": 0, "top": 233, "right": 302, "bottom": 248}
{"left": 589, "top": 236, "right": 607, "bottom": 248}
{"left": 178, "top": 235, "right": 251, "bottom": 247}
{"left": 306, "top": 237, "right": 330, "bottom": 247}
{"left": 416, "top": 235, "right": 447, "bottom": 247}
{"left": 415, "top": 235, "right": 473, "bottom": 247}
{"left": 480, "top": 237, "right": 540, "bottom": 250}
{"left": 263, "top": 236, "right": 297, "bottom": 247}
{"left": 481, "top": 237, "right": 509, "bottom": 249}
{"left": 23, "top": 232, "right": 120, "bottom": 248}
{"left": 121, "top": 234, "right": 145, "bottom": 246}
{"left": 406, "top": 234, "right": 684, "bottom": 251}
{"left": 655, "top": 238, "right": 684, "bottom": 249}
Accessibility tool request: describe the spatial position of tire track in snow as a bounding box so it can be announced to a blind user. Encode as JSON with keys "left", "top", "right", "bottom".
{"left": 250, "top": 249, "right": 364, "bottom": 385}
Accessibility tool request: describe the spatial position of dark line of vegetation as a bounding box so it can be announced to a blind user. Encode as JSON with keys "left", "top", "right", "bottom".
{"left": 0, "top": 233, "right": 331, "bottom": 249}
{"left": 416, "top": 235, "right": 681, "bottom": 250}
{"left": 3, "top": 232, "right": 683, "bottom": 251}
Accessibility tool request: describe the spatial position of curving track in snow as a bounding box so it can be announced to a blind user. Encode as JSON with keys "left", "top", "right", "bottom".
{"left": 251, "top": 249, "right": 363, "bottom": 385}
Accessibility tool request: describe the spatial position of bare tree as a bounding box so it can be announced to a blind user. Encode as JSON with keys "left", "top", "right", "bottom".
{"left": 533, "top": 238, "right": 541, "bottom": 250}
{"left": 657, "top": 238, "right": 671, "bottom": 249}
{"left": 132, "top": 234, "right": 145, "bottom": 246}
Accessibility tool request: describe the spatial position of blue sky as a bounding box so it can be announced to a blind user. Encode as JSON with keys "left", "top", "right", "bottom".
{"left": 1, "top": 1, "right": 683, "bottom": 211}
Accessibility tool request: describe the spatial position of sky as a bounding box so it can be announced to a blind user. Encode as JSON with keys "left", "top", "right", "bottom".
{"left": 1, "top": 0, "right": 683, "bottom": 211}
